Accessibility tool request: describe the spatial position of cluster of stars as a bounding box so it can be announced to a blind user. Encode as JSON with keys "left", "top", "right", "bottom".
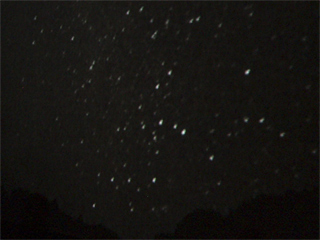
{"left": 23, "top": 4, "right": 317, "bottom": 237}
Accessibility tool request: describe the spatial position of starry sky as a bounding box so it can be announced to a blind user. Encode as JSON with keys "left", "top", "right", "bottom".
{"left": 2, "top": 1, "right": 319, "bottom": 238}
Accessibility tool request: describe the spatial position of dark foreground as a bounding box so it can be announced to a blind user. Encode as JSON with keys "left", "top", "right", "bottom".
{"left": 1, "top": 185, "right": 318, "bottom": 239}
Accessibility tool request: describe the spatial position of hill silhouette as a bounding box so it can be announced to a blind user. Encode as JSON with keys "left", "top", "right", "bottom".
{"left": 1, "top": 186, "right": 119, "bottom": 239}
{"left": 166, "top": 186, "right": 319, "bottom": 239}
{"left": 2, "top": 185, "right": 318, "bottom": 239}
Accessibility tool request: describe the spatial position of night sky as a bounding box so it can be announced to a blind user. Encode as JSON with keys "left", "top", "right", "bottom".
{"left": 2, "top": 1, "right": 319, "bottom": 238}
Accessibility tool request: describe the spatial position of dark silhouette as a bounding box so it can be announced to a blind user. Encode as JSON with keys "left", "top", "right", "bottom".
{"left": 1, "top": 186, "right": 119, "bottom": 239}
{"left": 160, "top": 186, "right": 319, "bottom": 239}
{"left": 2, "top": 185, "right": 318, "bottom": 239}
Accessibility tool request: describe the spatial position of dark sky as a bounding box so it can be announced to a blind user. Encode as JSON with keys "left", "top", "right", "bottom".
{"left": 2, "top": 1, "right": 319, "bottom": 238}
